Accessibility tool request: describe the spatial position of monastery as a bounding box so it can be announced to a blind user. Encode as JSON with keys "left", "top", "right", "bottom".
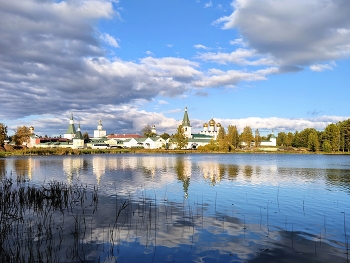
{"left": 26, "top": 107, "right": 276, "bottom": 149}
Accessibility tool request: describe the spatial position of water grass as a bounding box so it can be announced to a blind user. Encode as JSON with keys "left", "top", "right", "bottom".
{"left": 1, "top": 174, "right": 348, "bottom": 262}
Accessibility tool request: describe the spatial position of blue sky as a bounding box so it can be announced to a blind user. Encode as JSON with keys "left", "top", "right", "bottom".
{"left": 0, "top": 0, "right": 349, "bottom": 136}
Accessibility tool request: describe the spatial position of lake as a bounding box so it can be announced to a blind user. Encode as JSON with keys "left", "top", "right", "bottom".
{"left": 1, "top": 153, "right": 350, "bottom": 263}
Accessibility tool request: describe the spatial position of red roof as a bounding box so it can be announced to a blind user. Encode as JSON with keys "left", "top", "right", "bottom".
{"left": 107, "top": 134, "right": 142, "bottom": 139}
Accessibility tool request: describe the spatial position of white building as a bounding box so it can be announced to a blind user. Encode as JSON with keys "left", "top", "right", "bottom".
{"left": 260, "top": 133, "right": 277, "bottom": 146}
{"left": 93, "top": 119, "right": 106, "bottom": 138}
{"left": 72, "top": 124, "right": 84, "bottom": 149}
{"left": 199, "top": 119, "right": 222, "bottom": 140}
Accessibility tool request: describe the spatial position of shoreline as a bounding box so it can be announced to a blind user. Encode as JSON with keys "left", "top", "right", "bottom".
{"left": 1, "top": 147, "right": 350, "bottom": 157}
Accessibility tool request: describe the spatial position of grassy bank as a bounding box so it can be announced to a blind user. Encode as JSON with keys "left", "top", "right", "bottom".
{"left": 1, "top": 147, "right": 348, "bottom": 157}
{"left": 0, "top": 147, "right": 132, "bottom": 157}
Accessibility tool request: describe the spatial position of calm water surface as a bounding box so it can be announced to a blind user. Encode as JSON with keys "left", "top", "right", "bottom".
{"left": 1, "top": 153, "right": 350, "bottom": 262}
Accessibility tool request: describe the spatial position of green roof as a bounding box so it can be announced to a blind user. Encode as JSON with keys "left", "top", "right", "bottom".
{"left": 192, "top": 134, "right": 213, "bottom": 139}
{"left": 182, "top": 107, "right": 191, "bottom": 127}
{"left": 135, "top": 138, "right": 147, "bottom": 143}
{"left": 188, "top": 138, "right": 211, "bottom": 143}
{"left": 74, "top": 124, "right": 83, "bottom": 140}
{"left": 65, "top": 114, "right": 76, "bottom": 134}
{"left": 74, "top": 131, "right": 83, "bottom": 140}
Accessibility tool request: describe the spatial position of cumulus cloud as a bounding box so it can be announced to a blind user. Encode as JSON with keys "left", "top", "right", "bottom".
{"left": 0, "top": 0, "right": 205, "bottom": 121}
{"left": 215, "top": 0, "right": 350, "bottom": 70}
{"left": 0, "top": 0, "right": 284, "bottom": 125}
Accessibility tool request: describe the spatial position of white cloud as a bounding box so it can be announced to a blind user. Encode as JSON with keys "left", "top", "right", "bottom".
{"left": 194, "top": 44, "right": 209, "bottom": 50}
{"left": 193, "top": 67, "right": 278, "bottom": 87}
{"left": 309, "top": 61, "right": 336, "bottom": 72}
{"left": 166, "top": 44, "right": 174, "bottom": 47}
{"left": 158, "top": 100, "right": 169, "bottom": 105}
{"left": 214, "top": 0, "right": 350, "bottom": 70}
{"left": 190, "top": 115, "right": 350, "bottom": 133}
{"left": 146, "top": 50, "right": 154, "bottom": 56}
{"left": 100, "top": 33, "right": 120, "bottom": 48}
{"left": 204, "top": 1, "right": 212, "bottom": 8}
{"left": 197, "top": 48, "right": 277, "bottom": 66}
{"left": 229, "top": 38, "right": 246, "bottom": 47}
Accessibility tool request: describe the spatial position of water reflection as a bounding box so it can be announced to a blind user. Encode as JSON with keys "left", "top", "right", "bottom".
{"left": 63, "top": 157, "right": 84, "bottom": 183}
{"left": 0, "top": 159, "right": 6, "bottom": 179}
{"left": 2, "top": 154, "right": 350, "bottom": 192}
{"left": 175, "top": 157, "right": 191, "bottom": 197}
{"left": 1, "top": 154, "right": 350, "bottom": 262}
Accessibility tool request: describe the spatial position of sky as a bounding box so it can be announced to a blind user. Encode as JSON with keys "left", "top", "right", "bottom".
{"left": 0, "top": 0, "right": 350, "bottom": 137}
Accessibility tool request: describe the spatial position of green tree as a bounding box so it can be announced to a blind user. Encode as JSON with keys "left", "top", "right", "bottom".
{"left": 322, "top": 140, "right": 332, "bottom": 153}
{"left": 277, "top": 132, "right": 286, "bottom": 146}
{"left": 217, "top": 127, "right": 229, "bottom": 152}
{"left": 240, "top": 126, "right": 254, "bottom": 147}
{"left": 83, "top": 132, "right": 90, "bottom": 143}
{"left": 141, "top": 125, "right": 156, "bottom": 138}
{"left": 285, "top": 132, "right": 294, "bottom": 146}
{"left": 160, "top": 132, "right": 170, "bottom": 140}
{"left": 308, "top": 130, "right": 319, "bottom": 152}
{"left": 323, "top": 123, "right": 340, "bottom": 152}
{"left": 13, "top": 126, "right": 31, "bottom": 146}
{"left": 339, "top": 119, "right": 350, "bottom": 152}
{"left": 254, "top": 129, "right": 261, "bottom": 147}
{"left": 207, "top": 138, "right": 218, "bottom": 151}
{"left": 171, "top": 125, "right": 188, "bottom": 149}
{"left": 227, "top": 125, "right": 239, "bottom": 150}
{"left": 293, "top": 128, "right": 318, "bottom": 148}
{"left": 0, "top": 123, "right": 7, "bottom": 146}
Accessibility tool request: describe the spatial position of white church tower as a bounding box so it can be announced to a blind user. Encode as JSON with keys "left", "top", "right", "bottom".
{"left": 182, "top": 107, "right": 192, "bottom": 138}
{"left": 94, "top": 119, "right": 106, "bottom": 138}
{"left": 64, "top": 114, "right": 76, "bottom": 140}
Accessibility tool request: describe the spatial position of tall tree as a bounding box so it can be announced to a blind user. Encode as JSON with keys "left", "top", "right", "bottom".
{"left": 240, "top": 126, "right": 254, "bottom": 147}
{"left": 13, "top": 126, "right": 31, "bottom": 146}
{"left": 277, "top": 132, "right": 286, "bottom": 146}
{"left": 308, "top": 130, "right": 319, "bottom": 152}
{"left": 339, "top": 119, "right": 350, "bottom": 152}
{"left": 255, "top": 129, "right": 261, "bottom": 147}
{"left": 322, "top": 140, "right": 332, "bottom": 153}
{"left": 227, "top": 125, "right": 239, "bottom": 150}
{"left": 285, "top": 132, "right": 294, "bottom": 146}
{"left": 141, "top": 125, "right": 156, "bottom": 138}
{"left": 171, "top": 125, "right": 188, "bottom": 149}
{"left": 217, "top": 127, "right": 229, "bottom": 152}
{"left": 0, "top": 123, "right": 8, "bottom": 146}
{"left": 323, "top": 123, "right": 340, "bottom": 152}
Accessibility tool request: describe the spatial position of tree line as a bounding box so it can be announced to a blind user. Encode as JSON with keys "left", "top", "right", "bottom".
{"left": 277, "top": 119, "right": 350, "bottom": 152}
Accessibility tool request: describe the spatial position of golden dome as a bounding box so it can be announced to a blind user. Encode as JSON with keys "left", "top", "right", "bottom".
{"left": 209, "top": 119, "right": 215, "bottom": 126}
{"left": 216, "top": 123, "right": 221, "bottom": 127}
{"left": 203, "top": 123, "right": 208, "bottom": 127}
